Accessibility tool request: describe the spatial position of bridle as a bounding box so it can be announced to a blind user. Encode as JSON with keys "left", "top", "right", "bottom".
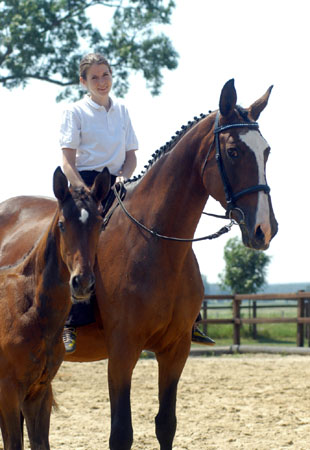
{"left": 203, "top": 111, "right": 270, "bottom": 224}
{"left": 109, "top": 111, "right": 271, "bottom": 242}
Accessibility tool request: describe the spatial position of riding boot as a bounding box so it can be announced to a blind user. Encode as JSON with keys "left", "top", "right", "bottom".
{"left": 63, "top": 327, "right": 77, "bottom": 353}
{"left": 63, "top": 294, "right": 96, "bottom": 353}
{"left": 191, "top": 312, "right": 215, "bottom": 346}
{"left": 191, "top": 325, "right": 215, "bottom": 345}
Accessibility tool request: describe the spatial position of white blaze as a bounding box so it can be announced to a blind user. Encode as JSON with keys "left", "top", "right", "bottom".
{"left": 79, "top": 208, "right": 89, "bottom": 224}
{"left": 239, "top": 130, "right": 271, "bottom": 244}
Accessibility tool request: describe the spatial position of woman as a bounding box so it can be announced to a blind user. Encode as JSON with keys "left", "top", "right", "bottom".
{"left": 59, "top": 52, "right": 213, "bottom": 352}
{"left": 59, "top": 53, "right": 138, "bottom": 353}
{"left": 60, "top": 52, "right": 138, "bottom": 191}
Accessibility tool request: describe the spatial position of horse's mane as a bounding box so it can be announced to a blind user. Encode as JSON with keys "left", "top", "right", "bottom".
{"left": 67, "top": 186, "right": 99, "bottom": 217}
{"left": 127, "top": 104, "right": 251, "bottom": 185}
{"left": 127, "top": 112, "right": 209, "bottom": 184}
{"left": 235, "top": 105, "right": 251, "bottom": 123}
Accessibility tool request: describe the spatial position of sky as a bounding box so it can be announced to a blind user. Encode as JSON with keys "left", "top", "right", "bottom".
{"left": 0, "top": 0, "right": 309, "bottom": 286}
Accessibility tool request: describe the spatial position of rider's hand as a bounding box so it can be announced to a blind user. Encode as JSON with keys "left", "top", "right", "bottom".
{"left": 116, "top": 175, "right": 126, "bottom": 184}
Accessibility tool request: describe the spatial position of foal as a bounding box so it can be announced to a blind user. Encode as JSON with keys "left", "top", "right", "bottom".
{"left": 0, "top": 167, "right": 110, "bottom": 450}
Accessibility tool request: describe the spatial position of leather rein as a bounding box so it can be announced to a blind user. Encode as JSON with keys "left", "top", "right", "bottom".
{"left": 110, "top": 112, "right": 271, "bottom": 243}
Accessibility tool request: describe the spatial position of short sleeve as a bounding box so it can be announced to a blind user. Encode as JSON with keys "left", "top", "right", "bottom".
{"left": 59, "top": 108, "right": 81, "bottom": 149}
{"left": 124, "top": 109, "right": 139, "bottom": 152}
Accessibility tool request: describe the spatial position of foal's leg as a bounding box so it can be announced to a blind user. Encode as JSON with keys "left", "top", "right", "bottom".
{"left": 0, "top": 381, "right": 23, "bottom": 450}
{"left": 155, "top": 337, "right": 191, "bottom": 450}
{"left": 22, "top": 384, "right": 53, "bottom": 450}
{"left": 107, "top": 345, "right": 140, "bottom": 450}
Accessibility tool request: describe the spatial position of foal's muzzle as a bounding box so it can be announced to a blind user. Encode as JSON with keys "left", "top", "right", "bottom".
{"left": 70, "top": 272, "right": 96, "bottom": 303}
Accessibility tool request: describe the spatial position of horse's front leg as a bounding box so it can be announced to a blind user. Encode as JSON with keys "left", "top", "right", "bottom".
{"left": 107, "top": 345, "right": 140, "bottom": 450}
{"left": 155, "top": 336, "right": 191, "bottom": 450}
{"left": 0, "top": 380, "right": 24, "bottom": 450}
{"left": 22, "top": 384, "right": 53, "bottom": 450}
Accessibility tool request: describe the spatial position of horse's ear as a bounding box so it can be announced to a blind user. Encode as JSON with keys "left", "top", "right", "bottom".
{"left": 53, "top": 166, "right": 69, "bottom": 202}
{"left": 91, "top": 167, "right": 111, "bottom": 203}
{"left": 248, "top": 85, "right": 273, "bottom": 121}
{"left": 219, "top": 79, "right": 237, "bottom": 118}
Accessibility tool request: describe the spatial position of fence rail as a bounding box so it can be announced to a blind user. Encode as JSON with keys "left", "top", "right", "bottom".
{"left": 199, "top": 291, "right": 310, "bottom": 347}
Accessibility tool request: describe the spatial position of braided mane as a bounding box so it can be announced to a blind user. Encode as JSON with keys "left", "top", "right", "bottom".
{"left": 127, "top": 111, "right": 210, "bottom": 183}
{"left": 127, "top": 104, "right": 251, "bottom": 185}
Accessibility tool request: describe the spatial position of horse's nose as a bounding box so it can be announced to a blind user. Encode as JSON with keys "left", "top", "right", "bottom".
{"left": 252, "top": 224, "right": 270, "bottom": 250}
{"left": 254, "top": 225, "right": 265, "bottom": 242}
{"left": 71, "top": 272, "right": 95, "bottom": 299}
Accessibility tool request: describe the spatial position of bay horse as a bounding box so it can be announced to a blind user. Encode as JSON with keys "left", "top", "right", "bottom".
{"left": 0, "top": 167, "right": 110, "bottom": 450}
{"left": 0, "top": 80, "right": 278, "bottom": 449}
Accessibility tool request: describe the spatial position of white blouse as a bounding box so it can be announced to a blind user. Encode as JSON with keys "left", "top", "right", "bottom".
{"left": 59, "top": 96, "right": 138, "bottom": 175}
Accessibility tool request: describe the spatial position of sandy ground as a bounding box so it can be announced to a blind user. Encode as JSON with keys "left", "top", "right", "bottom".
{"left": 19, "top": 354, "right": 310, "bottom": 449}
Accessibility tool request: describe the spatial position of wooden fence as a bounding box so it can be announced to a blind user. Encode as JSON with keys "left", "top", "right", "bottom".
{"left": 199, "top": 291, "right": 310, "bottom": 347}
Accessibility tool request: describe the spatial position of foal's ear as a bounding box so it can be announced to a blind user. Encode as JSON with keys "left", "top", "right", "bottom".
{"left": 248, "top": 85, "right": 273, "bottom": 121}
{"left": 91, "top": 167, "right": 111, "bottom": 203}
{"left": 219, "top": 79, "right": 237, "bottom": 118}
{"left": 53, "top": 167, "right": 69, "bottom": 202}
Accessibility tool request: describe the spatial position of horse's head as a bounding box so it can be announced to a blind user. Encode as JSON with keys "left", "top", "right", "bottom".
{"left": 203, "top": 79, "right": 278, "bottom": 250}
{"left": 53, "top": 167, "right": 111, "bottom": 302}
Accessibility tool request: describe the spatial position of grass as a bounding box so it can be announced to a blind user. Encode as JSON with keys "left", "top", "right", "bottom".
{"left": 199, "top": 304, "right": 308, "bottom": 347}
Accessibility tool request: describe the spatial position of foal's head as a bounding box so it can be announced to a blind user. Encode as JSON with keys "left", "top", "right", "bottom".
{"left": 203, "top": 79, "right": 278, "bottom": 250}
{"left": 53, "top": 167, "right": 110, "bottom": 302}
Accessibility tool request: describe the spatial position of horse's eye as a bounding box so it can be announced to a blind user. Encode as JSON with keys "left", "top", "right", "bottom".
{"left": 227, "top": 148, "right": 238, "bottom": 159}
{"left": 58, "top": 221, "right": 65, "bottom": 232}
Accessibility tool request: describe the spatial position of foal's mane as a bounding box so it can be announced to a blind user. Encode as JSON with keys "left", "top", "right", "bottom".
{"left": 127, "top": 105, "right": 250, "bottom": 185}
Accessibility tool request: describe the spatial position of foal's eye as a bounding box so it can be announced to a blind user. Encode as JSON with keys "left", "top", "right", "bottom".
{"left": 227, "top": 148, "right": 239, "bottom": 159}
{"left": 58, "top": 221, "right": 65, "bottom": 232}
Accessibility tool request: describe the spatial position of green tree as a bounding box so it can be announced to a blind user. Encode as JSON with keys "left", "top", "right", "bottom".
{"left": 0, "top": 0, "right": 178, "bottom": 100}
{"left": 219, "top": 237, "right": 271, "bottom": 294}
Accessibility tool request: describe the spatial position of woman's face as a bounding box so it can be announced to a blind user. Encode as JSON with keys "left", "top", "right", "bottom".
{"left": 80, "top": 63, "right": 112, "bottom": 105}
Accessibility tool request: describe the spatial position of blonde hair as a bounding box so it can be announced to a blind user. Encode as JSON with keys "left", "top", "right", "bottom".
{"left": 79, "top": 53, "right": 112, "bottom": 80}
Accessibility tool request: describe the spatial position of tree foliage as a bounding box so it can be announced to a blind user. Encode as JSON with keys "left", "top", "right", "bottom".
{"left": 219, "top": 237, "right": 271, "bottom": 294}
{"left": 0, "top": 0, "right": 178, "bottom": 100}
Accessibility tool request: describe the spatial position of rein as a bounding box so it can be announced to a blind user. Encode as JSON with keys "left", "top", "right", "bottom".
{"left": 112, "top": 186, "right": 236, "bottom": 242}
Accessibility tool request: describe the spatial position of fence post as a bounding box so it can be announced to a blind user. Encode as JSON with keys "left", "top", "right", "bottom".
{"left": 202, "top": 299, "right": 207, "bottom": 335}
{"left": 306, "top": 300, "right": 310, "bottom": 347}
{"left": 252, "top": 300, "right": 257, "bottom": 339}
{"left": 233, "top": 296, "right": 240, "bottom": 346}
{"left": 297, "top": 296, "right": 305, "bottom": 347}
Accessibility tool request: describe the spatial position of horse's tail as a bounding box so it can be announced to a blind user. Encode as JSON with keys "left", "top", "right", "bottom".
{"left": 52, "top": 387, "right": 59, "bottom": 412}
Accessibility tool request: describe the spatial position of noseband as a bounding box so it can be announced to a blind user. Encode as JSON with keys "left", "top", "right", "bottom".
{"left": 213, "top": 111, "right": 270, "bottom": 221}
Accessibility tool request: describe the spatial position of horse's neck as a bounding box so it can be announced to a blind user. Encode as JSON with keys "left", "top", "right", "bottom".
{"left": 130, "top": 127, "right": 210, "bottom": 240}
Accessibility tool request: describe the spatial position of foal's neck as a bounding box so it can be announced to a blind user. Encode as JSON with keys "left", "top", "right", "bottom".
{"left": 23, "top": 214, "right": 70, "bottom": 326}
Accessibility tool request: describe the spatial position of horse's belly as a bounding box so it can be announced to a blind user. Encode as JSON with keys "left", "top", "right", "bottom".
{"left": 64, "top": 322, "right": 108, "bottom": 362}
